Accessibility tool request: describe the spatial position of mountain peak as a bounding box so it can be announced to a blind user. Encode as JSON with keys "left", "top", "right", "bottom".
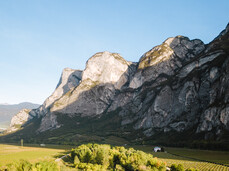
{"left": 164, "top": 36, "right": 204, "bottom": 54}
{"left": 44, "top": 68, "right": 82, "bottom": 109}
{"left": 82, "top": 51, "right": 130, "bottom": 85}
{"left": 138, "top": 35, "right": 205, "bottom": 71}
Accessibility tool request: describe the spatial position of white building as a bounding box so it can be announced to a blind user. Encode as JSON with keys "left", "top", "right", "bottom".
{"left": 154, "top": 146, "right": 161, "bottom": 152}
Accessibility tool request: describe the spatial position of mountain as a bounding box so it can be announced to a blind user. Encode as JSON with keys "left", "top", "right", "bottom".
{"left": 1, "top": 23, "right": 229, "bottom": 150}
{"left": 0, "top": 102, "right": 40, "bottom": 128}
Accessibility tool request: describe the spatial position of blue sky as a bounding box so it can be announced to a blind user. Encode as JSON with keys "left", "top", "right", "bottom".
{"left": 0, "top": 0, "right": 228, "bottom": 104}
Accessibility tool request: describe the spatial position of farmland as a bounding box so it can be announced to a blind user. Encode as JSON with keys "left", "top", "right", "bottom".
{"left": 0, "top": 143, "right": 229, "bottom": 170}
{"left": 133, "top": 145, "right": 229, "bottom": 170}
{"left": 0, "top": 144, "right": 69, "bottom": 166}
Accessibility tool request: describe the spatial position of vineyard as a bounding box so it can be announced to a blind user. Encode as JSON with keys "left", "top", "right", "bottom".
{"left": 154, "top": 152, "right": 229, "bottom": 171}
{"left": 133, "top": 145, "right": 229, "bottom": 171}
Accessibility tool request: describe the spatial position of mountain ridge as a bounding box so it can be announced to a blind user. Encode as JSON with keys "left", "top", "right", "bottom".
{"left": 1, "top": 23, "right": 229, "bottom": 149}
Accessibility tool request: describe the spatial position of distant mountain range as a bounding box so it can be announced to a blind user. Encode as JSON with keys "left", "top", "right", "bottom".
{"left": 1, "top": 23, "right": 229, "bottom": 150}
{"left": 0, "top": 102, "right": 40, "bottom": 128}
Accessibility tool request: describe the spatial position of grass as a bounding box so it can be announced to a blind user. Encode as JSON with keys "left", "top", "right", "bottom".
{"left": 102, "top": 135, "right": 129, "bottom": 145}
{"left": 0, "top": 143, "right": 69, "bottom": 166}
{"left": 167, "top": 147, "right": 229, "bottom": 166}
{"left": 132, "top": 145, "right": 229, "bottom": 170}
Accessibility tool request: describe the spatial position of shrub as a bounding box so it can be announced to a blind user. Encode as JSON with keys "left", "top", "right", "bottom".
{"left": 71, "top": 143, "right": 167, "bottom": 171}
{"left": 34, "top": 160, "right": 58, "bottom": 171}
{"left": 4, "top": 160, "right": 59, "bottom": 171}
{"left": 76, "top": 163, "right": 106, "bottom": 171}
{"left": 74, "top": 155, "right": 80, "bottom": 165}
{"left": 6, "top": 160, "right": 32, "bottom": 171}
{"left": 73, "top": 144, "right": 92, "bottom": 163}
{"left": 171, "top": 164, "right": 185, "bottom": 171}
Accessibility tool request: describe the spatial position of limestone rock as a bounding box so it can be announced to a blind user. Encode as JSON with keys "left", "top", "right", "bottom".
{"left": 44, "top": 68, "right": 82, "bottom": 108}
{"left": 82, "top": 51, "right": 131, "bottom": 89}
{"left": 7, "top": 109, "right": 31, "bottom": 133}
{"left": 129, "top": 36, "right": 205, "bottom": 88}
{"left": 49, "top": 52, "right": 132, "bottom": 116}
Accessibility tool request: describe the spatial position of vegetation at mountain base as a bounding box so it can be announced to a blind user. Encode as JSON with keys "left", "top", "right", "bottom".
{"left": 2, "top": 113, "right": 229, "bottom": 152}
{"left": 70, "top": 143, "right": 167, "bottom": 171}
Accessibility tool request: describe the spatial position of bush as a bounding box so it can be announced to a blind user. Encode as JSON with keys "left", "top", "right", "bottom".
{"left": 6, "top": 160, "right": 32, "bottom": 171}
{"left": 74, "top": 155, "right": 80, "bottom": 165}
{"left": 171, "top": 164, "right": 185, "bottom": 171}
{"left": 34, "top": 160, "right": 58, "bottom": 171}
{"left": 71, "top": 143, "right": 167, "bottom": 171}
{"left": 76, "top": 163, "right": 106, "bottom": 171}
{"left": 4, "top": 160, "right": 59, "bottom": 171}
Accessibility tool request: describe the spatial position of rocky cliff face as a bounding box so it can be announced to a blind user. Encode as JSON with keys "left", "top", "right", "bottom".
{"left": 6, "top": 23, "right": 229, "bottom": 144}
{"left": 6, "top": 109, "right": 31, "bottom": 133}
{"left": 37, "top": 52, "right": 136, "bottom": 132}
{"left": 0, "top": 102, "right": 39, "bottom": 124}
{"left": 19, "top": 68, "right": 83, "bottom": 132}
{"left": 115, "top": 24, "right": 229, "bottom": 140}
{"left": 129, "top": 36, "right": 205, "bottom": 88}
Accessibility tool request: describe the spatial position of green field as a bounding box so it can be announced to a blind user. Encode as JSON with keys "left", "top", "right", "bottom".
{"left": 0, "top": 144, "right": 70, "bottom": 166}
{"left": 0, "top": 143, "right": 229, "bottom": 170}
{"left": 133, "top": 145, "right": 229, "bottom": 171}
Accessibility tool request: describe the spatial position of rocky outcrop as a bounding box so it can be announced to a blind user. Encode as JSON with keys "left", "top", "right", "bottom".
{"left": 44, "top": 68, "right": 82, "bottom": 109}
{"left": 7, "top": 23, "right": 229, "bottom": 143}
{"left": 6, "top": 109, "right": 31, "bottom": 133}
{"left": 0, "top": 102, "right": 39, "bottom": 125}
{"left": 14, "top": 68, "right": 83, "bottom": 132}
{"left": 37, "top": 68, "right": 83, "bottom": 116}
{"left": 37, "top": 52, "right": 136, "bottom": 132}
{"left": 50, "top": 52, "right": 134, "bottom": 115}
{"left": 129, "top": 36, "right": 205, "bottom": 88}
{"left": 115, "top": 24, "right": 229, "bottom": 139}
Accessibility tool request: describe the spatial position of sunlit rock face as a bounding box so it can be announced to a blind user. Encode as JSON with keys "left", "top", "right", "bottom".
{"left": 44, "top": 68, "right": 82, "bottom": 108}
{"left": 82, "top": 51, "right": 132, "bottom": 89}
{"left": 23, "top": 68, "right": 82, "bottom": 132}
{"left": 49, "top": 52, "right": 133, "bottom": 115}
{"left": 7, "top": 109, "right": 31, "bottom": 133}
{"left": 37, "top": 52, "right": 136, "bottom": 132}
{"left": 129, "top": 36, "right": 205, "bottom": 89}
{"left": 35, "top": 68, "right": 83, "bottom": 132}
{"left": 12, "top": 23, "right": 229, "bottom": 141}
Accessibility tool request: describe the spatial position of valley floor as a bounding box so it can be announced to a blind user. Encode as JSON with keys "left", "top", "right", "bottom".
{"left": 0, "top": 143, "right": 229, "bottom": 170}
{"left": 0, "top": 143, "right": 69, "bottom": 166}
{"left": 133, "top": 145, "right": 229, "bottom": 170}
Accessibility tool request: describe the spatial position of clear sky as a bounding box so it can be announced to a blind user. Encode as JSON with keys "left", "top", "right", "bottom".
{"left": 0, "top": 0, "right": 228, "bottom": 104}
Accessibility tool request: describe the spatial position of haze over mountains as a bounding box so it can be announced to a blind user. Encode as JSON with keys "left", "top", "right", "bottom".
{"left": 1, "top": 23, "right": 229, "bottom": 149}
